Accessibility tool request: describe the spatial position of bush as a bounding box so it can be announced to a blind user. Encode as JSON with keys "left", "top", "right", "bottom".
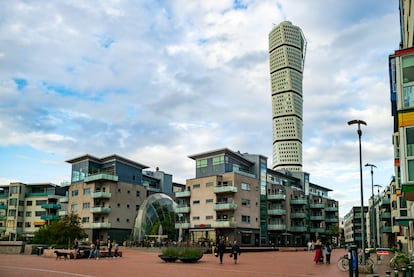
{"left": 161, "top": 247, "right": 179, "bottom": 257}
{"left": 178, "top": 247, "right": 203, "bottom": 258}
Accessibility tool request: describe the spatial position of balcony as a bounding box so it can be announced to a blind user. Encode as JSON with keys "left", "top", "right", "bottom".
{"left": 267, "top": 208, "right": 286, "bottom": 215}
{"left": 214, "top": 186, "right": 238, "bottom": 194}
{"left": 291, "top": 226, "right": 307, "bottom": 232}
{"left": 175, "top": 222, "right": 191, "bottom": 229}
{"left": 175, "top": 206, "right": 190, "bottom": 213}
{"left": 0, "top": 193, "right": 8, "bottom": 198}
{"left": 0, "top": 204, "right": 7, "bottom": 210}
{"left": 0, "top": 226, "right": 5, "bottom": 232}
{"left": 58, "top": 210, "right": 68, "bottom": 216}
{"left": 380, "top": 212, "right": 391, "bottom": 220}
{"left": 90, "top": 207, "right": 111, "bottom": 213}
{"left": 290, "top": 199, "right": 307, "bottom": 205}
{"left": 59, "top": 196, "right": 69, "bottom": 203}
{"left": 267, "top": 193, "right": 286, "bottom": 200}
{"left": 380, "top": 198, "right": 391, "bottom": 206}
{"left": 309, "top": 203, "right": 325, "bottom": 209}
{"left": 175, "top": 191, "right": 191, "bottom": 198}
{"left": 267, "top": 224, "right": 286, "bottom": 231}
{"left": 0, "top": 215, "right": 6, "bottom": 220}
{"left": 41, "top": 215, "right": 60, "bottom": 220}
{"left": 84, "top": 173, "right": 118, "bottom": 183}
{"left": 380, "top": 226, "right": 392, "bottom": 233}
{"left": 325, "top": 206, "right": 338, "bottom": 212}
{"left": 213, "top": 220, "right": 237, "bottom": 228}
{"left": 214, "top": 203, "right": 237, "bottom": 211}
{"left": 325, "top": 217, "right": 339, "bottom": 223}
{"left": 291, "top": 212, "right": 306, "bottom": 218}
{"left": 41, "top": 203, "right": 61, "bottom": 209}
{"left": 91, "top": 192, "right": 112, "bottom": 198}
{"left": 310, "top": 215, "right": 324, "bottom": 221}
{"left": 90, "top": 222, "right": 112, "bottom": 229}
{"left": 310, "top": 227, "right": 326, "bottom": 233}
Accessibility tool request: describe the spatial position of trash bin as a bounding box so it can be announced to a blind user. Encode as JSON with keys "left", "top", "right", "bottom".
{"left": 37, "top": 247, "right": 43, "bottom": 256}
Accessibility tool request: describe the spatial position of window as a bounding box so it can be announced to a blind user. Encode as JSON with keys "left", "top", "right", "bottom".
{"left": 126, "top": 218, "right": 130, "bottom": 222}
{"left": 71, "top": 204, "right": 78, "bottom": 211}
{"left": 25, "top": 222, "right": 31, "bottom": 228}
{"left": 118, "top": 188, "right": 121, "bottom": 192}
{"left": 83, "top": 202, "right": 90, "bottom": 209}
{"left": 83, "top": 188, "right": 90, "bottom": 195}
{"left": 206, "top": 215, "right": 214, "bottom": 220}
{"left": 196, "top": 159, "right": 207, "bottom": 168}
{"left": 136, "top": 205, "right": 140, "bottom": 211}
{"left": 206, "top": 199, "right": 214, "bottom": 204}
{"left": 9, "top": 198, "right": 17, "bottom": 206}
{"left": 192, "top": 216, "right": 200, "bottom": 220}
{"left": 35, "top": 211, "right": 46, "bottom": 217}
{"left": 193, "top": 200, "right": 200, "bottom": 205}
{"left": 72, "top": 190, "right": 79, "bottom": 197}
{"left": 117, "top": 218, "right": 120, "bottom": 222}
{"left": 206, "top": 182, "right": 214, "bottom": 187}
{"left": 136, "top": 191, "right": 140, "bottom": 197}
{"left": 35, "top": 200, "right": 46, "bottom": 206}
{"left": 212, "top": 155, "right": 224, "bottom": 165}
{"left": 241, "top": 199, "right": 251, "bottom": 207}
{"left": 193, "top": 184, "right": 200, "bottom": 189}
{"left": 241, "top": 183, "right": 251, "bottom": 191}
{"left": 26, "top": 201, "right": 32, "bottom": 206}
{"left": 242, "top": 215, "right": 251, "bottom": 223}
{"left": 127, "top": 190, "right": 130, "bottom": 194}
{"left": 127, "top": 204, "right": 130, "bottom": 208}
{"left": 407, "top": 127, "right": 414, "bottom": 181}
{"left": 117, "top": 203, "right": 120, "bottom": 207}
{"left": 25, "top": 211, "right": 32, "bottom": 217}
{"left": 82, "top": 217, "right": 89, "bottom": 223}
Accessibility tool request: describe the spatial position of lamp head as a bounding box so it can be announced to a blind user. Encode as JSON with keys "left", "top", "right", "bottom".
{"left": 364, "top": 163, "right": 376, "bottom": 168}
{"left": 348, "top": 119, "right": 367, "bottom": 126}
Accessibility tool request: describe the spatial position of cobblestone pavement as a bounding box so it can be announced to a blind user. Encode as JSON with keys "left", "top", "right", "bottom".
{"left": 0, "top": 247, "right": 393, "bottom": 277}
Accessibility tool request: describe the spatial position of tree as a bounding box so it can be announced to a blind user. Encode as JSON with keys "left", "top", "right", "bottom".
{"left": 32, "top": 212, "right": 87, "bottom": 247}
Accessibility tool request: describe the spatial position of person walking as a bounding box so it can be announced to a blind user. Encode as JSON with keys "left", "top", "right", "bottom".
{"left": 325, "top": 241, "right": 332, "bottom": 264}
{"left": 95, "top": 239, "right": 101, "bottom": 260}
{"left": 113, "top": 241, "right": 120, "bottom": 258}
{"left": 88, "top": 242, "right": 96, "bottom": 259}
{"left": 107, "top": 239, "right": 112, "bottom": 257}
{"left": 230, "top": 240, "right": 241, "bottom": 264}
{"left": 216, "top": 240, "right": 226, "bottom": 264}
{"left": 313, "top": 239, "right": 323, "bottom": 264}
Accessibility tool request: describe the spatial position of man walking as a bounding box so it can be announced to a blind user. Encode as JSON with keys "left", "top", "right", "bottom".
{"left": 216, "top": 240, "right": 226, "bottom": 264}
{"left": 231, "top": 240, "right": 241, "bottom": 264}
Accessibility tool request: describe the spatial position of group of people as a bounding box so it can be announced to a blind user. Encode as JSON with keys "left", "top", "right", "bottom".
{"left": 215, "top": 240, "right": 241, "bottom": 264}
{"left": 73, "top": 238, "right": 120, "bottom": 259}
{"left": 308, "top": 239, "right": 333, "bottom": 265}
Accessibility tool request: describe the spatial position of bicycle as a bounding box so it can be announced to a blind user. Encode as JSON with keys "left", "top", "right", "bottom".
{"left": 337, "top": 253, "right": 375, "bottom": 272}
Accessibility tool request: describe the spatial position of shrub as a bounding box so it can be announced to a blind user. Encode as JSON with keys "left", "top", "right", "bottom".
{"left": 178, "top": 247, "right": 203, "bottom": 258}
{"left": 161, "top": 247, "right": 179, "bottom": 257}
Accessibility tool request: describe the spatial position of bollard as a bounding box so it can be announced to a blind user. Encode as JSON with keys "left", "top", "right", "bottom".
{"left": 401, "top": 266, "right": 407, "bottom": 277}
{"left": 408, "top": 265, "right": 412, "bottom": 277}
{"left": 394, "top": 267, "right": 399, "bottom": 277}
{"left": 385, "top": 271, "right": 391, "bottom": 277}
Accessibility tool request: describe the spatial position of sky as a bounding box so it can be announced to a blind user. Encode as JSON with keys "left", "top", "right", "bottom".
{"left": 0, "top": 0, "right": 401, "bottom": 217}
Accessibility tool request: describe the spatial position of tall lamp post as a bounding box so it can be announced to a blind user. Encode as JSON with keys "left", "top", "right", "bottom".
{"left": 348, "top": 119, "right": 367, "bottom": 264}
{"left": 374, "top": 184, "right": 382, "bottom": 247}
{"left": 365, "top": 163, "right": 376, "bottom": 248}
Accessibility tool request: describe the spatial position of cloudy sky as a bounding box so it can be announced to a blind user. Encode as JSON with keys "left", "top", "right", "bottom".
{"left": 0, "top": 0, "right": 400, "bottom": 217}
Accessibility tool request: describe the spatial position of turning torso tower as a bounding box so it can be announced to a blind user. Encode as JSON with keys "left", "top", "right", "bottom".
{"left": 269, "top": 21, "right": 306, "bottom": 172}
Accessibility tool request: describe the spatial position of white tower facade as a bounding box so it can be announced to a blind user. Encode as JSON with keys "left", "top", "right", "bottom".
{"left": 269, "top": 21, "right": 306, "bottom": 172}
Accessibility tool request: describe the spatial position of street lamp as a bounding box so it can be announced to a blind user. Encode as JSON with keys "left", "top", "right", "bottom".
{"left": 373, "top": 184, "right": 382, "bottom": 247}
{"left": 348, "top": 119, "right": 367, "bottom": 264}
{"left": 365, "top": 163, "right": 376, "bottom": 248}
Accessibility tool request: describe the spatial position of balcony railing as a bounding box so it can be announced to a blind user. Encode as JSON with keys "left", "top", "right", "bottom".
{"left": 175, "top": 191, "right": 191, "bottom": 198}
{"left": 267, "top": 193, "right": 286, "bottom": 200}
{"left": 267, "top": 224, "right": 286, "bottom": 231}
{"left": 290, "top": 199, "right": 307, "bottom": 205}
{"left": 214, "top": 186, "right": 238, "bottom": 194}
{"left": 58, "top": 196, "right": 69, "bottom": 203}
{"left": 91, "top": 192, "right": 112, "bottom": 198}
{"left": 175, "top": 206, "right": 191, "bottom": 213}
{"left": 310, "top": 215, "right": 324, "bottom": 221}
{"left": 380, "top": 212, "right": 391, "bottom": 220}
{"left": 309, "top": 203, "right": 325, "bottom": 209}
{"left": 0, "top": 204, "right": 8, "bottom": 210}
{"left": 41, "top": 203, "right": 61, "bottom": 209}
{"left": 90, "top": 207, "right": 111, "bottom": 213}
{"left": 310, "top": 227, "right": 326, "bottom": 233}
{"left": 213, "top": 220, "right": 237, "bottom": 228}
{"left": 267, "top": 208, "right": 286, "bottom": 215}
{"left": 40, "top": 215, "right": 60, "bottom": 220}
{"left": 214, "top": 203, "right": 237, "bottom": 211}
{"left": 175, "top": 222, "right": 191, "bottom": 229}
{"left": 84, "top": 173, "right": 118, "bottom": 183}
{"left": 325, "top": 218, "right": 339, "bottom": 223}
{"left": 291, "top": 226, "right": 307, "bottom": 232}
{"left": 58, "top": 210, "right": 68, "bottom": 216}
{"left": 325, "top": 206, "right": 338, "bottom": 212}
{"left": 90, "top": 222, "right": 111, "bottom": 229}
{"left": 291, "top": 212, "right": 306, "bottom": 218}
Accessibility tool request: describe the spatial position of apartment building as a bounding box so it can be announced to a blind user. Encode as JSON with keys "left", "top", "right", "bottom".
{"left": 177, "top": 148, "right": 339, "bottom": 247}
{"left": 343, "top": 206, "right": 369, "bottom": 247}
{"left": 0, "top": 182, "right": 67, "bottom": 240}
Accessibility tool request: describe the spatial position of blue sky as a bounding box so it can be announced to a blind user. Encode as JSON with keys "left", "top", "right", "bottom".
{"left": 0, "top": 0, "right": 400, "bottom": 217}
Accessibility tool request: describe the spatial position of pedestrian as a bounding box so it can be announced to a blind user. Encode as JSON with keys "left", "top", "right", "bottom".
{"left": 230, "top": 240, "right": 241, "bottom": 264}
{"left": 74, "top": 238, "right": 80, "bottom": 258}
{"left": 307, "top": 240, "right": 312, "bottom": 252}
{"left": 325, "top": 241, "right": 332, "bottom": 264}
{"left": 95, "top": 239, "right": 101, "bottom": 260}
{"left": 216, "top": 240, "right": 226, "bottom": 264}
{"left": 398, "top": 240, "right": 403, "bottom": 252}
{"left": 313, "top": 239, "right": 323, "bottom": 264}
{"left": 88, "top": 242, "right": 95, "bottom": 259}
{"left": 113, "top": 241, "right": 120, "bottom": 258}
{"left": 107, "top": 239, "right": 112, "bottom": 257}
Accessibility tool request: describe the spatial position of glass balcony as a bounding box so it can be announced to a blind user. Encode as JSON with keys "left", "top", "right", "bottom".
{"left": 310, "top": 227, "right": 326, "bottom": 233}
{"left": 175, "top": 222, "right": 191, "bottom": 229}
{"left": 380, "top": 212, "right": 391, "bottom": 220}
{"left": 380, "top": 226, "right": 392, "bottom": 233}
{"left": 291, "top": 212, "right": 306, "bottom": 218}
{"left": 380, "top": 198, "right": 391, "bottom": 206}
{"left": 90, "top": 207, "right": 111, "bottom": 213}
{"left": 267, "top": 208, "right": 286, "bottom": 215}
{"left": 40, "top": 215, "right": 60, "bottom": 220}
{"left": 325, "top": 218, "right": 339, "bottom": 223}
{"left": 41, "top": 203, "right": 61, "bottom": 209}
{"left": 310, "top": 215, "right": 324, "bottom": 221}
{"left": 58, "top": 196, "right": 69, "bottom": 203}
{"left": 91, "top": 192, "right": 112, "bottom": 198}
{"left": 267, "top": 224, "right": 286, "bottom": 231}
{"left": 290, "top": 199, "right": 307, "bottom": 205}
{"left": 325, "top": 206, "right": 338, "bottom": 212}
{"left": 267, "top": 193, "right": 286, "bottom": 200}
{"left": 214, "top": 186, "right": 238, "bottom": 194}
{"left": 175, "top": 206, "right": 190, "bottom": 213}
{"left": 58, "top": 210, "right": 68, "bottom": 216}
{"left": 309, "top": 203, "right": 325, "bottom": 209}
{"left": 214, "top": 203, "right": 237, "bottom": 211}
{"left": 213, "top": 220, "right": 237, "bottom": 228}
{"left": 90, "top": 222, "right": 111, "bottom": 229}
{"left": 85, "top": 173, "right": 118, "bottom": 183}
{"left": 0, "top": 204, "right": 7, "bottom": 210}
{"left": 291, "top": 226, "right": 307, "bottom": 232}
{"left": 175, "top": 191, "right": 191, "bottom": 198}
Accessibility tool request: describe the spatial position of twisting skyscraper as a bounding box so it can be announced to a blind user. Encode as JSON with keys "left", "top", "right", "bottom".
{"left": 269, "top": 21, "right": 306, "bottom": 172}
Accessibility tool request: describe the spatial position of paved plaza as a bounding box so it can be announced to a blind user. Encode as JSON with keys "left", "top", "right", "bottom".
{"left": 0, "top": 247, "right": 393, "bottom": 277}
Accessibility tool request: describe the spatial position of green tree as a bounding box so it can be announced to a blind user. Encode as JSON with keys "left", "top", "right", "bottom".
{"left": 32, "top": 212, "right": 87, "bottom": 248}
